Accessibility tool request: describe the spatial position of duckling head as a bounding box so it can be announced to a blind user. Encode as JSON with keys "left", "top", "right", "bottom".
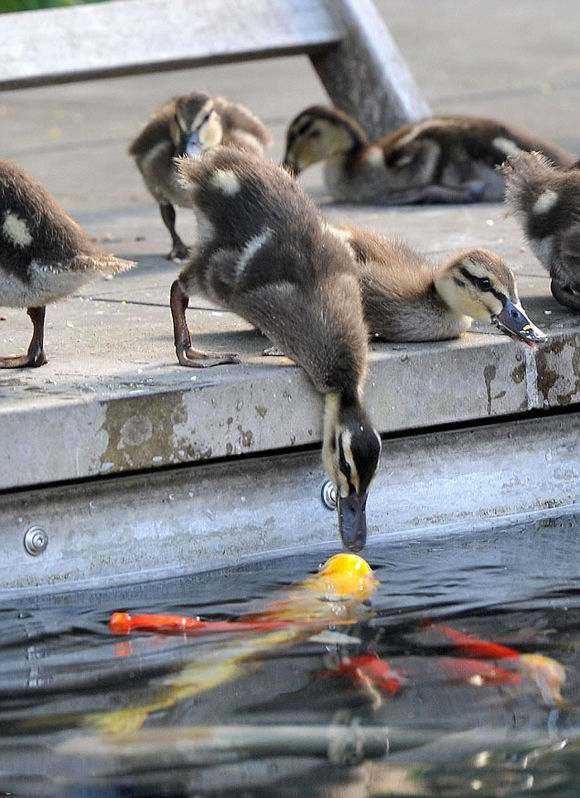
{"left": 323, "top": 393, "right": 381, "bottom": 552}
{"left": 171, "top": 93, "right": 223, "bottom": 157}
{"left": 283, "top": 106, "right": 367, "bottom": 175}
{"left": 435, "top": 250, "right": 546, "bottom": 346}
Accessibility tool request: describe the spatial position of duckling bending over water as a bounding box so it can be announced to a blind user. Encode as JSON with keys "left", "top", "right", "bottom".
{"left": 172, "top": 147, "right": 381, "bottom": 551}
{"left": 329, "top": 224, "right": 545, "bottom": 346}
{"left": 501, "top": 151, "right": 580, "bottom": 311}
{"left": 129, "top": 92, "right": 272, "bottom": 260}
{"left": 283, "top": 107, "right": 576, "bottom": 205}
{"left": 0, "top": 160, "right": 133, "bottom": 368}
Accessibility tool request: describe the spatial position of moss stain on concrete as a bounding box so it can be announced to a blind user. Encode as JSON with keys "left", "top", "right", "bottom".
{"left": 535, "top": 334, "right": 579, "bottom": 406}
{"left": 99, "top": 391, "right": 200, "bottom": 472}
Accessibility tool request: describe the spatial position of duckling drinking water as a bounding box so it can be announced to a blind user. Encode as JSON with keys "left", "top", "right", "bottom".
{"left": 129, "top": 92, "right": 272, "bottom": 260}
{"left": 0, "top": 160, "right": 133, "bottom": 368}
{"left": 283, "top": 107, "right": 576, "bottom": 205}
{"left": 173, "top": 148, "right": 381, "bottom": 550}
{"left": 501, "top": 151, "right": 580, "bottom": 311}
{"left": 330, "top": 224, "right": 545, "bottom": 346}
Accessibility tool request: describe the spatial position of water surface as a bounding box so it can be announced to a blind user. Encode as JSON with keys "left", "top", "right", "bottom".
{"left": 0, "top": 511, "right": 578, "bottom": 797}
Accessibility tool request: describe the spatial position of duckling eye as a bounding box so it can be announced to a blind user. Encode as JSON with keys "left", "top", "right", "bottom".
{"left": 309, "top": 129, "right": 321, "bottom": 139}
{"left": 477, "top": 277, "right": 492, "bottom": 292}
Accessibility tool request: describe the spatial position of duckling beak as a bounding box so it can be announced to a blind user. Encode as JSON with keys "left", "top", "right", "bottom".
{"left": 185, "top": 130, "right": 203, "bottom": 158}
{"left": 338, "top": 491, "right": 368, "bottom": 552}
{"left": 492, "top": 300, "right": 546, "bottom": 347}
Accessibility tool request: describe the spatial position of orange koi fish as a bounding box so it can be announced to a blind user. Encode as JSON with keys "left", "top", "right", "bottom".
{"left": 438, "top": 656, "right": 521, "bottom": 687}
{"left": 109, "top": 612, "right": 290, "bottom": 636}
{"left": 323, "top": 653, "right": 404, "bottom": 696}
{"left": 429, "top": 624, "right": 566, "bottom": 704}
{"left": 432, "top": 624, "right": 520, "bottom": 660}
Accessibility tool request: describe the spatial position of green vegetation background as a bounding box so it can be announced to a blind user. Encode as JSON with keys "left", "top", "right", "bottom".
{"left": 0, "top": 0, "right": 105, "bottom": 12}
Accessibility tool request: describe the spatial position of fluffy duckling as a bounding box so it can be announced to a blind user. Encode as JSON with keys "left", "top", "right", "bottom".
{"left": 329, "top": 224, "right": 545, "bottom": 346}
{"left": 172, "top": 147, "right": 381, "bottom": 551}
{"left": 0, "top": 160, "right": 133, "bottom": 368}
{"left": 501, "top": 151, "right": 580, "bottom": 311}
{"left": 129, "top": 92, "right": 272, "bottom": 260}
{"left": 283, "top": 107, "right": 576, "bottom": 204}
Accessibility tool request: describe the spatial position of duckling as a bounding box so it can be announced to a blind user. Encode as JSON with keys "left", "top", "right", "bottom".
{"left": 283, "top": 107, "right": 576, "bottom": 204}
{"left": 328, "top": 224, "right": 545, "bottom": 346}
{"left": 0, "top": 160, "right": 133, "bottom": 368}
{"left": 129, "top": 92, "right": 272, "bottom": 260}
{"left": 172, "top": 147, "right": 381, "bottom": 551}
{"left": 501, "top": 151, "right": 580, "bottom": 311}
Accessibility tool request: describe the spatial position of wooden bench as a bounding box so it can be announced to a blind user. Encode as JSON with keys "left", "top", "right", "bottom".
{"left": 0, "top": 0, "right": 430, "bottom": 138}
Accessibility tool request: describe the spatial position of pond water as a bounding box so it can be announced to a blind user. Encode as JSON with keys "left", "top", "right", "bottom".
{"left": 0, "top": 511, "right": 578, "bottom": 797}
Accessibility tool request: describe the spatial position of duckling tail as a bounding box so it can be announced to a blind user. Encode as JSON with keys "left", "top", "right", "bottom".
{"left": 174, "top": 153, "right": 205, "bottom": 192}
{"left": 72, "top": 253, "right": 136, "bottom": 275}
{"left": 100, "top": 254, "right": 135, "bottom": 274}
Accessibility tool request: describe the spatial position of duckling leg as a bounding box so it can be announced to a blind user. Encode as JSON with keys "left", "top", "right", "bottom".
{"left": 160, "top": 203, "right": 189, "bottom": 261}
{"left": 170, "top": 280, "right": 240, "bottom": 368}
{"left": 0, "top": 306, "right": 47, "bottom": 368}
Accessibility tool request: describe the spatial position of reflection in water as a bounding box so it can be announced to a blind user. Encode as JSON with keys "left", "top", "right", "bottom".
{"left": 0, "top": 512, "right": 577, "bottom": 796}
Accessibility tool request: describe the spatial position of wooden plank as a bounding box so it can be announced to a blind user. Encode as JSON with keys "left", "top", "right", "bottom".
{"left": 311, "top": 0, "right": 431, "bottom": 139}
{"left": 0, "top": 0, "right": 343, "bottom": 89}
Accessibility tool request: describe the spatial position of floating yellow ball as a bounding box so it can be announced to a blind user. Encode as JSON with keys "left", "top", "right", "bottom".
{"left": 307, "top": 552, "right": 377, "bottom": 600}
{"left": 320, "top": 553, "right": 373, "bottom": 578}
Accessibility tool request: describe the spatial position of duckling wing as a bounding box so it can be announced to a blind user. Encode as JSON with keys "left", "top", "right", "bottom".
{"left": 0, "top": 160, "right": 94, "bottom": 274}
{"left": 128, "top": 112, "right": 172, "bottom": 160}
{"left": 214, "top": 96, "right": 272, "bottom": 153}
{"left": 334, "top": 225, "right": 435, "bottom": 286}
{"left": 330, "top": 225, "right": 450, "bottom": 341}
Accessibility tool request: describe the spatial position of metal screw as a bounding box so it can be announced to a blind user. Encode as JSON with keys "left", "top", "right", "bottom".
{"left": 23, "top": 526, "right": 48, "bottom": 556}
{"left": 321, "top": 480, "right": 338, "bottom": 511}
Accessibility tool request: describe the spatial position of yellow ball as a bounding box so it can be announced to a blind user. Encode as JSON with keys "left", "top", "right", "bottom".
{"left": 309, "top": 553, "right": 377, "bottom": 600}
{"left": 320, "top": 553, "right": 373, "bottom": 579}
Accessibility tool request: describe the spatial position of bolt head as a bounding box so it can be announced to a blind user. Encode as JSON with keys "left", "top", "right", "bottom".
{"left": 321, "top": 480, "right": 338, "bottom": 511}
{"left": 24, "top": 526, "right": 48, "bottom": 556}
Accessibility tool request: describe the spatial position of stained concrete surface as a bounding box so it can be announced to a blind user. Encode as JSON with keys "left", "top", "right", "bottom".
{"left": 0, "top": 0, "right": 578, "bottom": 491}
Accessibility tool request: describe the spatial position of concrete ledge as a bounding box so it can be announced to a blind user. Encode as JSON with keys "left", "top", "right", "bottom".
{"left": 1, "top": 327, "right": 578, "bottom": 492}
{"left": 1, "top": 413, "right": 576, "bottom": 596}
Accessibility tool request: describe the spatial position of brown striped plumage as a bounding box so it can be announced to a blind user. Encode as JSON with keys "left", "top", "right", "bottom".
{"left": 502, "top": 151, "right": 580, "bottom": 311}
{"left": 284, "top": 107, "right": 577, "bottom": 205}
{"left": 0, "top": 160, "right": 133, "bottom": 367}
{"left": 330, "top": 223, "right": 543, "bottom": 344}
{"left": 130, "top": 92, "right": 271, "bottom": 260}
{"left": 171, "top": 147, "right": 381, "bottom": 550}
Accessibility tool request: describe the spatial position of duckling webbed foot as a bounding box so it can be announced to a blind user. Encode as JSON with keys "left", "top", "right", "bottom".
{"left": 178, "top": 346, "right": 240, "bottom": 368}
{"left": 0, "top": 307, "right": 47, "bottom": 369}
{"left": 170, "top": 280, "right": 240, "bottom": 368}
{"left": 159, "top": 203, "right": 189, "bottom": 262}
{"left": 262, "top": 345, "right": 286, "bottom": 357}
{"left": 417, "top": 181, "right": 486, "bottom": 204}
